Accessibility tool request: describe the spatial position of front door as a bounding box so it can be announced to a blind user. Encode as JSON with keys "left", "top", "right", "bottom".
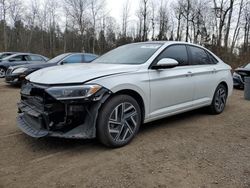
{"left": 148, "top": 44, "right": 194, "bottom": 119}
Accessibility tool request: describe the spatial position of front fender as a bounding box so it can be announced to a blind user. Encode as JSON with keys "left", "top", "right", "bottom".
{"left": 87, "top": 71, "right": 150, "bottom": 119}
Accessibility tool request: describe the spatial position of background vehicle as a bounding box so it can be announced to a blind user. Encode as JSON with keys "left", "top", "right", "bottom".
{"left": 0, "top": 52, "right": 17, "bottom": 61}
{"left": 5, "top": 53, "right": 98, "bottom": 85}
{"left": 233, "top": 63, "right": 250, "bottom": 89}
{"left": 0, "top": 53, "right": 48, "bottom": 78}
{"left": 17, "top": 42, "right": 233, "bottom": 148}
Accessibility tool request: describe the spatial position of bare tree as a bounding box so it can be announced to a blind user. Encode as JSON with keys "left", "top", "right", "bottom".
{"left": 231, "top": 0, "right": 244, "bottom": 52}
{"left": 64, "top": 0, "right": 90, "bottom": 51}
{"left": 243, "top": 1, "right": 250, "bottom": 51}
{"left": 172, "top": 0, "right": 183, "bottom": 41}
{"left": 0, "top": 0, "right": 9, "bottom": 50}
{"left": 213, "top": 0, "right": 234, "bottom": 47}
{"left": 139, "top": 0, "right": 150, "bottom": 41}
{"left": 224, "top": 0, "right": 235, "bottom": 48}
{"left": 8, "top": 0, "right": 23, "bottom": 24}
{"left": 157, "top": 0, "right": 168, "bottom": 40}
{"left": 121, "top": 0, "right": 130, "bottom": 37}
{"left": 90, "top": 0, "right": 105, "bottom": 53}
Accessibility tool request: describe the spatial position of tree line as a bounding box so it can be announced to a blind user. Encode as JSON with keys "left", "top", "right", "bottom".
{"left": 0, "top": 0, "right": 250, "bottom": 68}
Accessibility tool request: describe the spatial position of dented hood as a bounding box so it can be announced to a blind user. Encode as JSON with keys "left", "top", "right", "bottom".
{"left": 26, "top": 63, "right": 140, "bottom": 85}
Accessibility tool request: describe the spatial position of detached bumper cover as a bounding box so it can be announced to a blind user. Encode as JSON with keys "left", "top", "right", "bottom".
{"left": 17, "top": 113, "right": 49, "bottom": 138}
{"left": 17, "top": 82, "right": 111, "bottom": 139}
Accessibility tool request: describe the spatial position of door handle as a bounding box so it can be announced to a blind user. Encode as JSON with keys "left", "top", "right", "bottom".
{"left": 212, "top": 68, "right": 217, "bottom": 74}
{"left": 186, "top": 71, "right": 193, "bottom": 77}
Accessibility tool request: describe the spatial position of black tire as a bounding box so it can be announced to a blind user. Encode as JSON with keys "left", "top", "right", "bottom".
{"left": 97, "top": 94, "right": 142, "bottom": 148}
{"left": 209, "top": 84, "right": 228, "bottom": 114}
{"left": 0, "top": 67, "right": 6, "bottom": 78}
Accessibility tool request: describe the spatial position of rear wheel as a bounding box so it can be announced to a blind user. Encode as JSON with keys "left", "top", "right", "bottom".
{"left": 97, "top": 95, "right": 141, "bottom": 148}
{"left": 209, "top": 84, "right": 228, "bottom": 114}
{"left": 0, "top": 67, "right": 6, "bottom": 78}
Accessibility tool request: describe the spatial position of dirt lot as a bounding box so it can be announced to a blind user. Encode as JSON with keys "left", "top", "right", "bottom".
{"left": 0, "top": 80, "right": 250, "bottom": 188}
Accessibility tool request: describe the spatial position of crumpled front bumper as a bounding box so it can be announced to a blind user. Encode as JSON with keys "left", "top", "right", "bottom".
{"left": 17, "top": 86, "right": 111, "bottom": 139}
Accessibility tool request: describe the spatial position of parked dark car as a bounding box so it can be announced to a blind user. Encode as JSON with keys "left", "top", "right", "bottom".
{"left": 233, "top": 63, "right": 250, "bottom": 89}
{"left": 0, "top": 53, "right": 48, "bottom": 78}
{"left": 0, "top": 52, "right": 17, "bottom": 61}
{"left": 5, "top": 53, "right": 98, "bottom": 85}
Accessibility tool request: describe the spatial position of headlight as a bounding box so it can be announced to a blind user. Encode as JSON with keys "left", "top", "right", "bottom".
{"left": 12, "top": 67, "right": 28, "bottom": 74}
{"left": 46, "top": 84, "right": 102, "bottom": 100}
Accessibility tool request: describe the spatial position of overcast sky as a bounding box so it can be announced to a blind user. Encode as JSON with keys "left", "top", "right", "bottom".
{"left": 107, "top": 0, "right": 140, "bottom": 23}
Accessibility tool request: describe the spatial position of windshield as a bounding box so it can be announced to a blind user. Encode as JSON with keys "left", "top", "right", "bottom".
{"left": 2, "top": 54, "right": 20, "bottom": 60}
{"left": 93, "top": 43, "right": 163, "bottom": 64}
{"left": 244, "top": 63, "right": 250, "bottom": 69}
{"left": 46, "top": 54, "right": 70, "bottom": 64}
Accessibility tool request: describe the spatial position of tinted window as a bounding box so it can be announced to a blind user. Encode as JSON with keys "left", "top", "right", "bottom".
{"left": 84, "top": 55, "right": 97, "bottom": 62}
{"left": 29, "top": 55, "right": 45, "bottom": 61}
{"left": 9, "top": 55, "right": 27, "bottom": 61}
{"left": 207, "top": 52, "right": 218, "bottom": 64}
{"left": 189, "top": 46, "right": 211, "bottom": 65}
{"left": 156, "top": 45, "right": 188, "bottom": 66}
{"left": 63, "top": 55, "right": 82, "bottom": 64}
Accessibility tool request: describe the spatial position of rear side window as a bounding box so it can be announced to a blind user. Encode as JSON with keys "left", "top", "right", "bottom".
{"left": 84, "top": 55, "right": 97, "bottom": 62}
{"left": 29, "top": 55, "right": 45, "bottom": 61}
{"left": 156, "top": 45, "right": 188, "bottom": 66}
{"left": 10, "top": 55, "right": 27, "bottom": 61}
{"left": 63, "top": 55, "right": 82, "bottom": 64}
{"left": 206, "top": 52, "right": 218, "bottom": 64}
{"left": 189, "top": 46, "right": 212, "bottom": 65}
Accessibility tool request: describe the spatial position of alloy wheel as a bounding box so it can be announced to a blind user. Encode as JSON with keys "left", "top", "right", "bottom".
{"left": 0, "top": 68, "right": 6, "bottom": 78}
{"left": 214, "top": 87, "right": 226, "bottom": 112}
{"left": 108, "top": 102, "right": 138, "bottom": 142}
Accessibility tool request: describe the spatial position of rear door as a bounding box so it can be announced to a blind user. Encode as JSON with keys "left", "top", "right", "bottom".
{"left": 187, "top": 45, "right": 219, "bottom": 104}
{"left": 148, "top": 44, "right": 195, "bottom": 118}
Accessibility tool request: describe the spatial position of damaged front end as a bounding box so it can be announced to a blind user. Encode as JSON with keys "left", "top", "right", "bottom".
{"left": 17, "top": 81, "right": 111, "bottom": 139}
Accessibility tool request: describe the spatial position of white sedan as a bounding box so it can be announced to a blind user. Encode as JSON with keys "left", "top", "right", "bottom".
{"left": 17, "top": 41, "right": 233, "bottom": 147}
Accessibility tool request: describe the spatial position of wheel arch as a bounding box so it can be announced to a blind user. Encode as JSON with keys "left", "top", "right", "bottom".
{"left": 218, "top": 81, "right": 229, "bottom": 96}
{"left": 112, "top": 89, "right": 145, "bottom": 123}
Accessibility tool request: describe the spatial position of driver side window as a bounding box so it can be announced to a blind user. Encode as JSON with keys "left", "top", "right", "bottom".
{"left": 156, "top": 45, "right": 188, "bottom": 66}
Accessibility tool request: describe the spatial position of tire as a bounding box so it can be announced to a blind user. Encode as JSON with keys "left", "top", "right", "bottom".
{"left": 209, "top": 84, "right": 228, "bottom": 114}
{"left": 97, "top": 94, "right": 142, "bottom": 148}
{"left": 0, "top": 67, "right": 6, "bottom": 78}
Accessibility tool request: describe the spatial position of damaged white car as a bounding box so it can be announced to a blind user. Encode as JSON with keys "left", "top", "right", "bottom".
{"left": 17, "top": 42, "right": 233, "bottom": 147}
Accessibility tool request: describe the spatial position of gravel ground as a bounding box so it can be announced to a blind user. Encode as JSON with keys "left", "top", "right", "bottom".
{"left": 0, "top": 79, "right": 250, "bottom": 188}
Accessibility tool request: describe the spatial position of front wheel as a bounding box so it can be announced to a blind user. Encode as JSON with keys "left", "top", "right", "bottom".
{"left": 0, "top": 67, "right": 6, "bottom": 78}
{"left": 97, "top": 95, "right": 142, "bottom": 148}
{"left": 209, "top": 84, "right": 228, "bottom": 114}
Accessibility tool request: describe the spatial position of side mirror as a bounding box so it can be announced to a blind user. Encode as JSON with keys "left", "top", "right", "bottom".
{"left": 152, "top": 58, "right": 179, "bottom": 69}
{"left": 60, "top": 61, "right": 67, "bottom": 65}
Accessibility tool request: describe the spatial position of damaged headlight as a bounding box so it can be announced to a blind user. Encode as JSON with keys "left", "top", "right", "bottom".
{"left": 46, "top": 84, "right": 102, "bottom": 100}
{"left": 12, "top": 67, "right": 28, "bottom": 74}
